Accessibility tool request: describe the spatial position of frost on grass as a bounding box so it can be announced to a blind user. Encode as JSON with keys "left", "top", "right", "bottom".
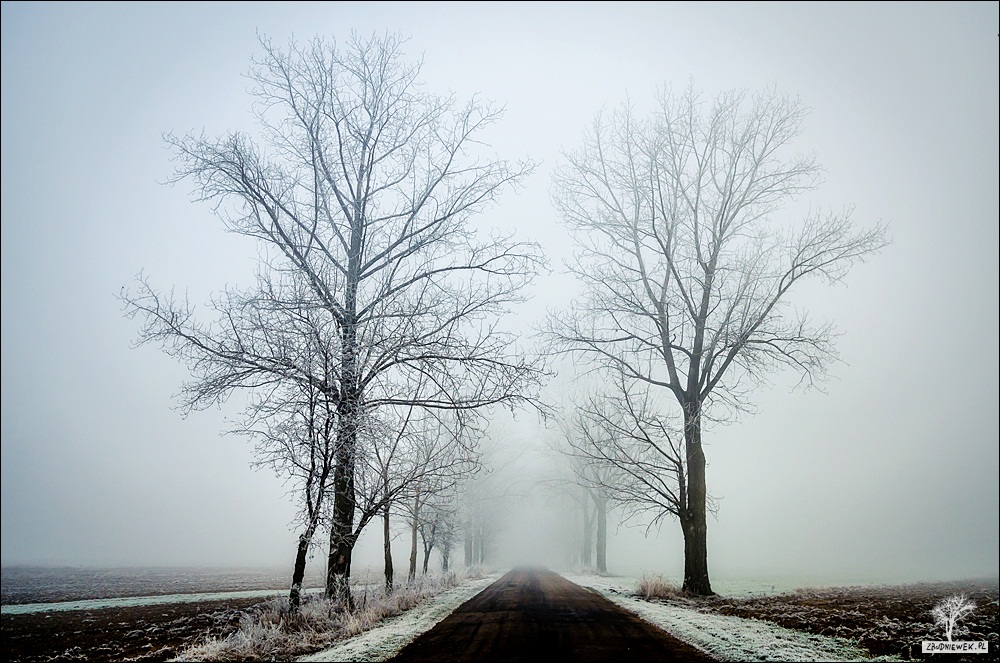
{"left": 301, "top": 573, "right": 498, "bottom": 662}
{"left": 708, "top": 580, "right": 998, "bottom": 660}
{"left": 565, "top": 574, "right": 893, "bottom": 662}
{"left": 176, "top": 568, "right": 494, "bottom": 662}
{"left": 635, "top": 574, "right": 684, "bottom": 601}
{"left": 569, "top": 574, "right": 999, "bottom": 662}
{"left": 1, "top": 588, "right": 313, "bottom": 615}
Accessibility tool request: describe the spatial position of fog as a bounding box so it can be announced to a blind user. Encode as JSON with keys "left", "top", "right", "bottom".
{"left": 2, "top": 2, "right": 997, "bottom": 588}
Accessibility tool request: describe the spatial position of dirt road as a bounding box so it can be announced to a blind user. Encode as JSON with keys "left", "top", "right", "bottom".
{"left": 387, "top": 568, "right": 716, "bottom": 662}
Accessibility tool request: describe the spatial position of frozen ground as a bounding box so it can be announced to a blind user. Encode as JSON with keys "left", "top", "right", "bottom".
{"left": 0, "top": 566, "right": 325, "bottom": 605}
{"left": 303, "top": 571, "right": 897, "bottom": 662}
{"left": 16, "top": 566, "right": 973, "bottom": 662}
{"left": 2, "top": 572, "right": 495, "bottom": 663}
{"left": 564, "top": 574, "right": 900, "bottom": 662}
{"left": 299, "top": 574, "right": 500, "bottom": 662}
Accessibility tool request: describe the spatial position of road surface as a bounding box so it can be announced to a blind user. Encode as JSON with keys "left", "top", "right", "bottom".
{"left": 387, "top": 568, "right": 716, "bottom": 662}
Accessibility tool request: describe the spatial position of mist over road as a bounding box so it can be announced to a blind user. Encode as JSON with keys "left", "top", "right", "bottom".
{"left": 387, "top": 568, "right": 715, "bottom": 662}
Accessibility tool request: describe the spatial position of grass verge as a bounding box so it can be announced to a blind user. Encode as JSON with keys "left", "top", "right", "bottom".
{"left": 177, "top": 567, "right": 487, "bottom": 661}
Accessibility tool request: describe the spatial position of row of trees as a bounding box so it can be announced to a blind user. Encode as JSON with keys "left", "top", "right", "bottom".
{"left": 122, "top": 33, "right": 546, "bottom": 609}
{"left": 125, "top": 31, "right": 887, "bottom": 601}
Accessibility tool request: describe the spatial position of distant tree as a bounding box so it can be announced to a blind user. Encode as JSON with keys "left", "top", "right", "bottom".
{"left": 124, "top": 32, "right": 546, "bottom": 607}
{"left": 436, "top": 504, "right": 459, "bottom": 572}
{"left": 353, "top": 404, "right": 477, "bottom": 591}
{"left": 461, "top": 436, "right": 518, "bottom": 567}
{"left": 565, "top": 376, "right": 696, "bottom": 555}
{"left": 369, "top": 402, "right": 437, "bottom": 596}
{"left": 547, "top": 85, "right": 889, "bottom": 595}
{"left": 417, "top": 495, "right": 452, "bottom": 575}
{"left": 573, "top": 478, "right": 609, "bottom": 573}
{"left": 547, "top": 419, "right": 614, "bottom": 572}
{"left": 394, "top": 412, "right": 478, "bottom": 581}
{"left": 932, "top": 594, "right": 977, "bottom": 642}
{"left": 580, "top": 484, "right": 595, "bottom": 568}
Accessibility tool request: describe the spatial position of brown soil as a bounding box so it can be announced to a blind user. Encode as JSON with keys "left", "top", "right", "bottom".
{"left": 690, "top": 578, "right": 1000, "bottom": 661}
{"left": 387, "top": 567, "right": 717, "bottom": 662}
{"left": 2, "top": 596, "right": 267, "bottom": 662}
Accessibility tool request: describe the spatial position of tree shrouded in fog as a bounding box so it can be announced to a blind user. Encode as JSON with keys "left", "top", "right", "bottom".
{"left": 548, "top": 414, "right": 614, "bottom": 573}
{"left": 125, "top": 270, "right": 343, "bottom": 610}
{"left": 123, "top": 32, "right": 546, "bottom": 606}
{"left": 233, "top": 304, "right": 339, "bottom": 611}
{"left": 563, "top": 377, "right": 692, "bottom": 562}
{"left": 547, "top": 86, "right": 888, "bottom": 595}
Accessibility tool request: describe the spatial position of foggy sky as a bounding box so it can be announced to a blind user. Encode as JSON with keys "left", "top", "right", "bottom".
{"left": 2, "top": 2, "right": 997, "bottom": 585}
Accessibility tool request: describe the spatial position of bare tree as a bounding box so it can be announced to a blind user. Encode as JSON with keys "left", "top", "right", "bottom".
{"left": 368, "top": 402, "right": 435, "bottom": 595}
{"left": 545, "top": 420, "right": 615, "bottom": 572}
{"left": 459, "top": 430, "right": 527, "bottom": 567}
{"left": 124, "top": 32, "right": 545, "bottom": 606}
{"left": 417, "top": 497, "right": 445, "bottom": 575}
{"left": 566, "top": 377, "right": 697, "bottom": 555}
{"left": 580, "top": 485, "right": 595, "bottom": 568}
{"left": 351, "top": 403, "right": 477, "bottom": 589}
{"left": 122, "top": 271, "right": 340, "bottom": 610}
{"left": 415, "top": 474, "right": 465, "bottom": 575}
{"left": 240, "top": 379, "right": 337, "bottom": 611}
{"left": 436, "top": 503, "right": 459, "bottom": 572}
{"left": 363, "top": 401, "right": 426, "bottom": 595}
{"left": 397, "top": 412, "right": 478, "bottom": 581}
{"left": 547, "top": 86, "right": 889, "bottom": 595}
{"left": 932, "top": 594, "right": 977, "bottom": 642}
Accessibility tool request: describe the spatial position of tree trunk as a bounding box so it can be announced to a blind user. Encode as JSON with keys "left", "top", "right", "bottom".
{"left": 595, "top": 493, "right": 607, "bottom": 574}
{"left": 408, "top": 492, "right": 420, "bottom": 582}
{"left": 326, "top": 528, "right": 355, "bottom": 608}
{"left": 475, "top": 526, "right": 485, "bottom": 564}
{"left": 288, "top": 533, "right": 311, "bottom": 611}
{"left": 581, "top": 495, "right": 593, "bottom": 568}
{"left": 326, "top": 187, "right": 364, "bottom": 608}
{"left": 422, "top": 545, "right": 431, "bottom": 575}
{"left": 464, "top": 526, "right": 473, "bottom": 568}
{"left": 325, "top": 382, "right": 358, "bottom": 607}
{"left": 681, "top": 401, "right": 713, "bottom": 596}
{"left": 382, "top": 503, "right": 393, "bottom": 596}
{"left": 326, "top": 432, "right": 357, "bottom": 606}
{"left": 289, "top": 491, "right": 327, "bottom": 611}
{"left": 442, "top": 543, "right": 450, "bottom": 572}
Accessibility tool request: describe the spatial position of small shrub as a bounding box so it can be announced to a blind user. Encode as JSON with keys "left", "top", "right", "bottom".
{"left": 636, "top": 574, "right": 684, "bottom": 600}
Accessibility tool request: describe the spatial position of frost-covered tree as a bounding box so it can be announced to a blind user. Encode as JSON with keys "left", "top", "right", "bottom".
{"left": 344, "top": 402, "right": 478, "bottom": 593}
{"left": 123, "top": 270, "right": 340, "bottom": 611}
{"left": 547, "top": 86, "right": 888, "bottom": 595}
{"left": 563, "top": 376, "right": 690, "bottom": 573}
{"left": 548, "top": 415, "right": 615, "bottom": 572}
{"left": 123, "top": 32, "right": 546, "bottom": 606}
{"left": 241, "top": 379, "right": 337, "bottom": 611}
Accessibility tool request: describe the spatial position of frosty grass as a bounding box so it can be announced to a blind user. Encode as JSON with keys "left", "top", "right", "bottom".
{"left": 299, "top": 574, "right": 499, "bottom": 662}
{"left": 566, "top": 574, "right": 902, "bottom": 662}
